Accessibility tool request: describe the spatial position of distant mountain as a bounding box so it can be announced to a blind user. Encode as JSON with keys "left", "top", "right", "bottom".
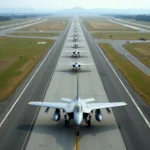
{"left": 56, "top": 7, "right": 150, "bottom": 15}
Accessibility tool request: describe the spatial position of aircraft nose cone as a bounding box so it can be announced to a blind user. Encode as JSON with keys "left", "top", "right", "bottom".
{"left": 76, "top": 119, "right": 82, "bottom": 125}
{"left": 75, "top": 115, "right": 82, "bottom": 125}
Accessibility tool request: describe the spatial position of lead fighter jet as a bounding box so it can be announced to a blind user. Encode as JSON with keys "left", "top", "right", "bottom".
{"left": 28, "top": 76, "right": 127, "bottom": 136}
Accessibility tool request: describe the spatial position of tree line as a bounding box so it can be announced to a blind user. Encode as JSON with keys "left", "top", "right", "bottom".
{"left": 0, "top": 14, "right": 52, "bottom": 22}
{"left": 115, "top": 15, "right": 150, "bottom": 22}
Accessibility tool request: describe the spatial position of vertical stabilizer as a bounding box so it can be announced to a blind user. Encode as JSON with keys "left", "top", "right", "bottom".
{"left": 76, "top": 74, "right": 79, "bottom": 100}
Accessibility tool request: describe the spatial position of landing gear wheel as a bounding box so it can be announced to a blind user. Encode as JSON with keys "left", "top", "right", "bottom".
{"left": 87, "top": 120, "right": 91, "bottom": 127}
{"left": 76, "top": 130, "right": 79, "bottom": 136}
{"left": 85, "top": 119, "right": 88, "bottom": 124}
{"left": 65, "top": 120, "right": 69, "bottom": 127}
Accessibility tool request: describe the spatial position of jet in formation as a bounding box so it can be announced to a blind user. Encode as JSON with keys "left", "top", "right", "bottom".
{"left": 29, "top": 76, "right": 127, "bottom": 136}
{"left": 68, "top": 37, "right": 79, "bottom": 42}
{"left": 63, "top": 50, "right": 88, "bottom": 57}
{"left": 68, "top": 43, "right": 84, "bottom": 49}
{"left": 60, "top": 62, "right": 94, "bottom": 71}
{"left": 72, "top": 33, "right": 78, "bottom": 37}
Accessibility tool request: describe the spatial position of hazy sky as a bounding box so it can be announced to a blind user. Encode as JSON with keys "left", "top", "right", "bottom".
{"left": 0, "top": 0, "right": 150, "bottom": 10}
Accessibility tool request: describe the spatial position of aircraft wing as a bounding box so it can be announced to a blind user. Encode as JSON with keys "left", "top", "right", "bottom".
{"left": 28, "top": 101, "right": 68, "bottom": 110}
{"left": 89, "top": 102, "right": 127, "bottom": 110}
{"left": 59, "top": 62, "right": 74, "bottom": 66}
{"left": 78, "top": 51, "right": 88, "bottom": 54}
{"left": 63, "top": 51, "right": 73, "bottom": 54}
{"left": 83, "top": 102, "right": 127, "bottom": 113}
{"left": 80, "top": 63, "right": 94, "bottom": 66}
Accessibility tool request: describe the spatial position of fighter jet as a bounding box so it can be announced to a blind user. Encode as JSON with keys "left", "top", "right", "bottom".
{"left": 68, "top": 37, "right": 79, "bottom": 42}
{"left": 68, "top": 43, "right": 84, "bottom": 49}
{"left": 73, "top": 33, "right": 78, "bottom": 37}
{"left": 74, "top": 29, "right": 78, "bottom": 33}
{"left": 60, "top": 62, "right": 94, "bottom": 71}
{"left": 28, "top": 76, "right": 127, "bottom": 136}
{"left": 63, "top": 50, "right": 88, "bottom": 57}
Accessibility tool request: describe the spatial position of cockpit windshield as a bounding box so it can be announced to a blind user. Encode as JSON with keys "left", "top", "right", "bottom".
{"left": 74, "top": 104, "right": 82, "bottom": 112}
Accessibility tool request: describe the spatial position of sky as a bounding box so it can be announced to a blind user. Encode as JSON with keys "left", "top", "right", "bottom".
{"left": 0, "top": 0, "right": 150, "bottom": 10}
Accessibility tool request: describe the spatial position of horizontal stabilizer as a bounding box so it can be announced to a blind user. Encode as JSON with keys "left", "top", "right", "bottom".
{"left": 61, "top": 98, "right": 72, "bottom": 103}
{"left": 83, "top": 98, "right": 95, "bottom": 103}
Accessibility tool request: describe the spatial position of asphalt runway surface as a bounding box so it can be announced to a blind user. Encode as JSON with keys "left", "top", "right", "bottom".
{"left": 0, "top": 18, "right": 48, "bottom": 36}
{"left": 0, "top": 17, "right": 149, "bottom": 150}
{"left": 109, "top": 19, "right": 150, "bottom": 32}
{"left": 115, "top": 18, "right": 150, "bottom": 29}
{"left": 0, "top": 18, "right": 41, "bottom": 30}
{"left": 25, "top": 19, "right": 126, "bottom": 150}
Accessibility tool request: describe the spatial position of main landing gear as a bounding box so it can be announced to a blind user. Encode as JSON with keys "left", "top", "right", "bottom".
{"left": 85, "top": 115, "right": 91, "bottom": 127}
{"left": 64, "top": 114, "right": 70, "bottom": 127}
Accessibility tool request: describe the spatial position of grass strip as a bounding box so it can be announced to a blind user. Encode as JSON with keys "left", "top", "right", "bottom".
{"left": 0, "top": 37, "right": 54, "bottom": 101}
{"left": 100, "top": 43, "right": 150, "bottom": 106}
{"left": 123, "top": 43, "right": 150, "bottom": 68}
{"left": 93, "top": 32, "right": 150, "bottom": 40}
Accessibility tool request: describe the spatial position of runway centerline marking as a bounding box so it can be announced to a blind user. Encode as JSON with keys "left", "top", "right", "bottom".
{"left": 75, "top": 135, "right": 79, "bottom": 150}
{"left": 0, "top": 41, "right": 57, "bottom": 128}
{"left": 96, "top": 44, "right": 150, "bottom": 128}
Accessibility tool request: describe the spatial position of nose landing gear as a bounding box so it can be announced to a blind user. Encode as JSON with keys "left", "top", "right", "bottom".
{"left": 75, "top": 126, "right": 79, "bottom": 136}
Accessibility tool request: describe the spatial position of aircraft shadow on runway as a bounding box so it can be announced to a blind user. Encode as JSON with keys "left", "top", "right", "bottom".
{"left": 56, "top": 69, "right": 92, "bottom": 75}
{"left": 18, "top": 122, "right": 117, "bottom": 150}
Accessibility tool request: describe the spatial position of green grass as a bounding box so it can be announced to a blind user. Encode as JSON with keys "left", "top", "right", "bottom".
{"left": 92, "top": 32, "right": 150, "bottom": 40}
{"left": 83, "top": 20, "right": 136, "bottom": 31}
{"left": 18, "top": 17, "right": 69, "bottom": 31}
{"left": 124, "top": 43, "right": 150, "bottom": 68}
{"left": 0, "top": 37, "right": 54, "bottom": 101}
{"left": 7, "top": 32, "right": 60, "bottom": 37}
{"left": 100, "top": 43, "right": 150, "bottom": 106}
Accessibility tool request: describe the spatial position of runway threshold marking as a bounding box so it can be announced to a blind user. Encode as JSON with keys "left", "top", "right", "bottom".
{"left": 96, "top": 44, "right": 150, "bottom": 128}
{"left": 0, "top": 41, "right": 57, "bottom": 128}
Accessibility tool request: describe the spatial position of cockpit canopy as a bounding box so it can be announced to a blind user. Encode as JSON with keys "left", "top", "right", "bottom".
{"left": 74, "top": 104, "right": 82, "bottom": 112}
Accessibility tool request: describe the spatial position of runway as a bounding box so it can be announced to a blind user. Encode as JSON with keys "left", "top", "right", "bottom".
{"left": 109, "top": 19, "right": 150, "bottom": 32}
{"left": 24, "top": 18, "right": 126, "bottom": 150}
{"left": 114, "top": 18, "right": 150, "bottom": 29}
{"left": 0, "top": 18, "right": 48, "bottom": 36}
{"left": 0, "top": 17, "right": 150, "bottom": 150}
